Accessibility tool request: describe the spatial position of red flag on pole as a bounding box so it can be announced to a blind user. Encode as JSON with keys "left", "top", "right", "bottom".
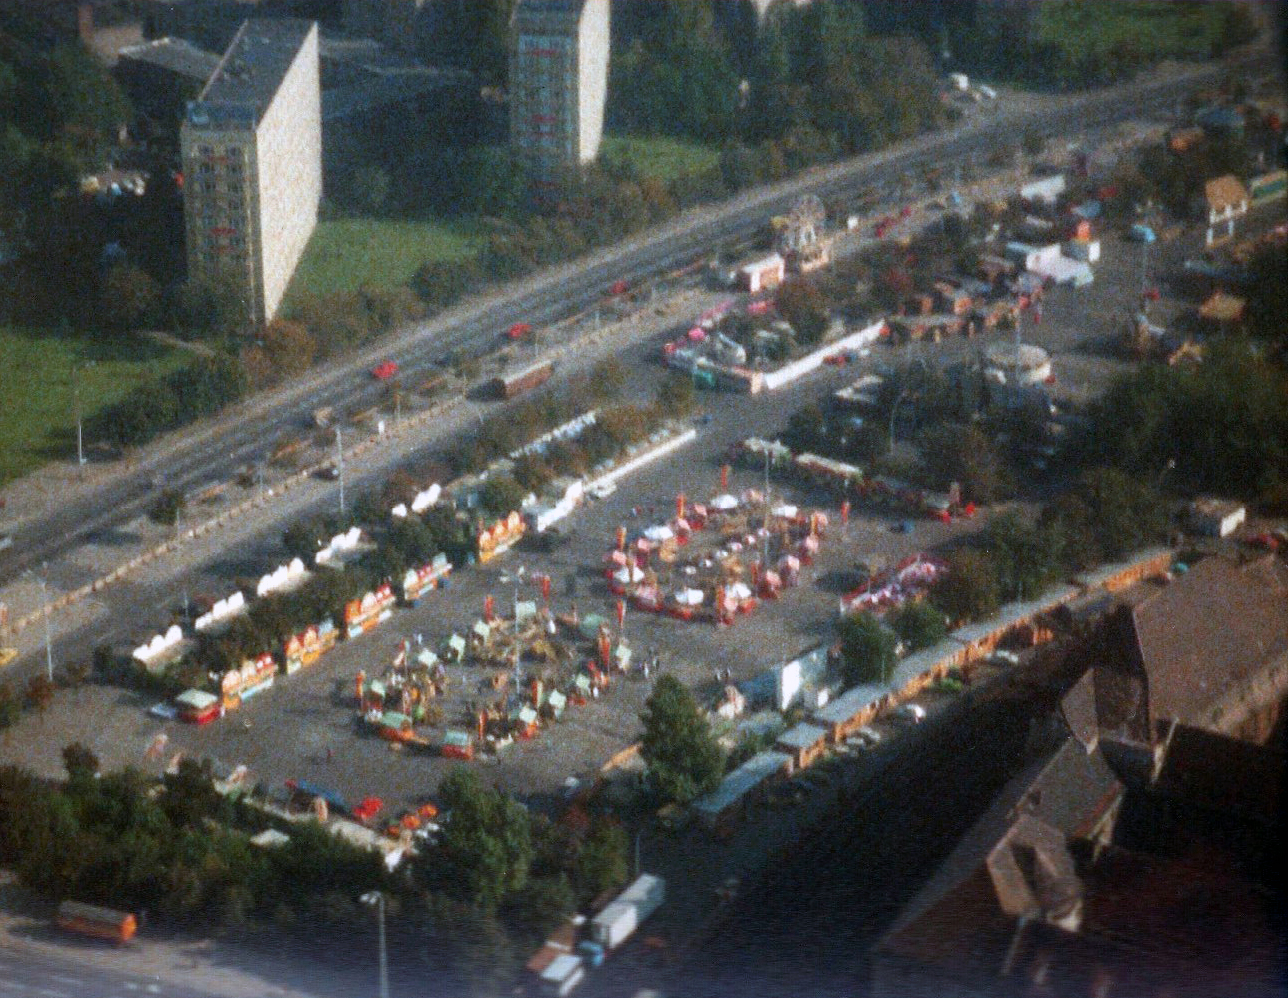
{"left": 676, "top": 492, "right": 686, "bottom": 520}
{"left": 484, "top": 594, "right": 495, "bottom": 622}
{"left": 599, "top": 631, "right": 611, "bottom": 669}
{"left": 841, "top": 499, "right": 850, "bottom": 525}
{"left": 616, "top": 525, "right": 626, "bottom": 550}
{"left": 615, "top": 599, "right": 626, "bottom": 630}
{"left": 720, "top": 463, "right": 730, "bottom": 490}
{"left": 540, "top": 574, "right": 552, "bottom": 600}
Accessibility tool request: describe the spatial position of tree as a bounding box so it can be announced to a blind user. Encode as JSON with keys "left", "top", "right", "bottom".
{"left": 345, "top": 164, "right": 390, "bottom": 214}
{"left": 1039, "top": 467, "right": 1169, "bottom": 571}
{"left": 260, "top": 319, "right": 317, "bottom": 382}
{"left": 99, "top": 263, "right": 159, "bottom": 332}
{"left": 572, "top": 818, "right": 629, "bottom": 901}
{"left": 479, "top": 475, "right": 527, "bottom": 520}
{"left": 160, "top": 758, "right": 221, "bottom": 830}
{"left": 930, "top": 549, "right": 1000, "bottom": 626}
{"left": 837, "top": 611, "right": 897, "bottom": 686}
{"left": 775, "top": 278, "right": 829, "bottom": 346}
{"left": 61, "top": 742, "right": 98, "bottom": 784}
{"left": 24, "top": 675, "right": 54, "bottom": 718}
{"left": 430, "top": 769, "right": 533, "bottom": 910}
{"left": 980, "top": 511, "right": 1055, "bottom": 602}
{"left": 888, "top": 600, "right": 948, "bottom": 652}
{"left": 919, "top": 423, "right": 1011, "bottom": 504}
{"left": 656, "top": 373, "right": 696, "bottom": 416}
{"left": 0, "top": 682, "right": 21, "bottom": 742}
{"left": 640, "top": 675, "right": 724, "bottom": 805}
{"left": 148, "top": 488, "right": 185, "bottom": 526}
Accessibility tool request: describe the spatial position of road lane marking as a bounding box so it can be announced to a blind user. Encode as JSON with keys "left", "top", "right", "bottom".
{"left": 46, "top": 978, "right": 82, "bottom": 987}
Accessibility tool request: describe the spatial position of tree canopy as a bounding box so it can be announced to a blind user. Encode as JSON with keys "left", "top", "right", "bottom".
{"left": 640, "top": 675, "right": 724, "bottom": 805}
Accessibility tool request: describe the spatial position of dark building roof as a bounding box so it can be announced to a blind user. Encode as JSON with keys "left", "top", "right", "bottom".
{"left": 189, "top": 18, "right": 314, "bottom": 128}
{"left": 880, "top": 738, "right": 1122, "bottom": 961}
{"left": 118, "top": 36, "right": 220, "bottom": 80}
{"left": 1154, "top": 722, "right": 1283, "bottom": 828}
{"left": 876, "top": 726, "right": 1284, "bottom": 998}
{"left": 1059, "top": 669, "right": 1098, "bottom": 751}
{"left": 1108, "top": 555, "right": 1288, "bottom": 739}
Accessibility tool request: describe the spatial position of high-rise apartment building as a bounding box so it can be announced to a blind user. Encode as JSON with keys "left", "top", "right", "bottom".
{"left": 181, "top": 18, "right": 320, "bottom": 326}
{"left": 509, "top": 0, "right": 609, "bottom": 184}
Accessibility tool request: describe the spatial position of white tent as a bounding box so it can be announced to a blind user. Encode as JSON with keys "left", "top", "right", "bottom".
{"left": 710, "top": 493, "right": 739, "bottom": 511}
{"left": 772, "top": 504, "right": 799, "bottom": 518}
{"left": 613, "top": 565, "right": 645, "bottom": 584}
{"left": 674, "top": 588, "right": 705, "bottom": 606}
{"left": 726, "top": 581, "right": 753, "bottom": 600}
{"left": 643, "top": 524, "right": 675, "bottom": 542}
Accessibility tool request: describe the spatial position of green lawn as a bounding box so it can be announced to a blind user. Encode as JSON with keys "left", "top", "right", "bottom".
{"left": 0, "top": 326, "right": 184, "bottom": 484}
{"left": 1031, "top": 1, "right": 1236, "bottom": 60}
{"left": 601, "top": 134, "right": 720, "bottom": 185}
{"left": 285, "top": 217, "right": 486, "bottom": 305}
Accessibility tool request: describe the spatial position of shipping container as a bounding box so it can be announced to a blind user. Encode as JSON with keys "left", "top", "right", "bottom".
{"left": 492, "top": 360, "right": 554, "bottom": 399}
{"left": 56, "top": 901, "right": 137, "bottom": 944}
{"left": 590, "top": 875, "right": 665, "bottom": 950}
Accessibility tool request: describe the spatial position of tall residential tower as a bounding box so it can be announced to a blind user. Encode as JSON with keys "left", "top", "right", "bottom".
{"left": 509, "top": 0, "right": 609, "bottom": 185}
{"left": 180, "top": 18, "right": 321, "bottom": 326}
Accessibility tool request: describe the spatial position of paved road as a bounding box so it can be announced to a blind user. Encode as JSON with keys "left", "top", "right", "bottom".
{"left": 0, "top": 49, "right": 1271, "bottom": 587}
{"left": 0, "top": 945, "right": 221, "bottom": 998}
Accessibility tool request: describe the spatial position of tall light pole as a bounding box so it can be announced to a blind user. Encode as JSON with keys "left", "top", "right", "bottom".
{"left": 359, "top": 891, "right": 389, "bottom": 998}
{"left": 501, "top": 567, "right": 526, "bottom": 691}
{"left": 335, "top": 426, "right": 346, "bottom": 515}
{"left": 25, "top": 564, "right": 53, "bottom": 683}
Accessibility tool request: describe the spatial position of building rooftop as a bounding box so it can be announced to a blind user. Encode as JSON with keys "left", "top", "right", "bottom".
{"left": 949, "top": 585, "right": 1081, "bottom": 646}
{"left": 1115, "top": 554, "right": 1288, "bottom": 735}
{"left": 692, "top": 751, "right": 791, "bottom": 817}
{"left": 812, "top": 682, "right": 887, "bottom": 727}
{"left": 118, "top": 36, "right": 221, "bottom": 80}
{"left": 1204, "top": 173, "right": 1249, "bottom": 211}
{"left": 775, "top": 722, "right": 826, "bottom": 752}
{"left": 189, "top": 18, "right": 314, "bottom": 128}
{"left": 881, "top": 737, "right": 1122, "bottom": 964}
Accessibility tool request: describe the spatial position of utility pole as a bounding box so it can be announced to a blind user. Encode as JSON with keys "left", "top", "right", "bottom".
{"left": 28, "top": 563, "right": 54, "bottom": 684}
{"left": 359, "top": 892, "right": 389, "bottom": 998}
{"left": 335, "top": 427, "right": 345, "bottom": 515}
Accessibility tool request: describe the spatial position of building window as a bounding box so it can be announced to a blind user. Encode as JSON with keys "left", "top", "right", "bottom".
{"left": 227, "top": 182, "right": 243, "bottom": 196}
{"left": 199, "top": 163, "right": 213, "bottom": 175}
{"left": 227, "top": 146, "right": 241, "bottom": 157}
{"left": 227, "top": 162, "right": 242, "bottom": 175}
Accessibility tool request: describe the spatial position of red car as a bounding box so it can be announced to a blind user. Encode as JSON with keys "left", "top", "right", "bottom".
{"left": 371, "top": 361, "right": 399, "bottom": 380}
{"left": 507, "top": 322, "right": 531, "bottom": 340}
{"left": 610, "top": 279, "right": 630, "bottom": 295}
{"left": 351, "top": 796, "right": 384, "bottom": 823}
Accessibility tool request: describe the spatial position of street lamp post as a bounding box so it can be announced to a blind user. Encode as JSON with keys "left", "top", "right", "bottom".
{"left": 359, "top": 891, "right": 389, "bottom": 998}
{"left": 335, "top": 426, "right": 345, "bottom": 515}
{"left": 24, "top": 564, "right": 53, "bottom": 683}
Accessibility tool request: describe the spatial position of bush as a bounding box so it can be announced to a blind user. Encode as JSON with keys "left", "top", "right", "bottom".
{"left": 148, "top": 488, "right": 185, "bottom": 526}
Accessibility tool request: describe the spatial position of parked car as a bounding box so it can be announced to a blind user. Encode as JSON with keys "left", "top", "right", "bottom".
{"left": 853, "top": 725, "right": 882, "bottom": 747}
{"left": 989, "top": 649, "right": 1021, "bottom": 667}
{"left": 314, "top": 464, "right": 340, "bottom": 481}
{"left": 0, "top": 533, "right": 12, "bottom": 552}
{"left": 371, "top": 360, "right": 399, "bottom": 380}
{"left": 890, "top": 703, "right": 926, "bottom": 724}
{"left": 893, "top": 520, "right": 915, "bottom": 534}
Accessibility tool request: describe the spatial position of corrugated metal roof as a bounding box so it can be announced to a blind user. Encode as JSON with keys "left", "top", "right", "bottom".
{"left": 949, "top": 585, "right": 1081, "bottom": 644}
{"left": 813, "top": 683, "right": 887, "bottom": 726}
{"left": 693, "top": 751, "right": 791, "bottom": 816}
{"left": 776, "top": 723, "right": 827, "bottom": 751}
